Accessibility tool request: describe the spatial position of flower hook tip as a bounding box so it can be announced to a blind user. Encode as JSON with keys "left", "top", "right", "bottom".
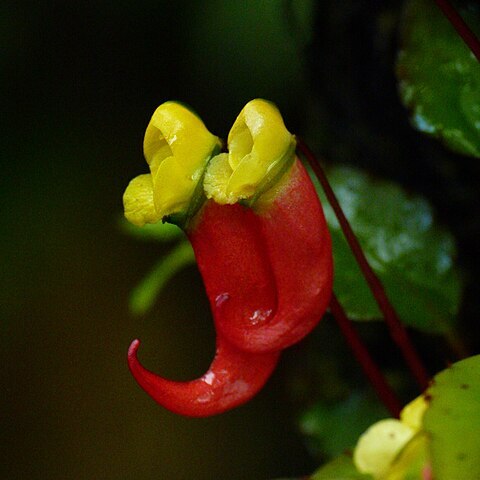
{"left": 126, "top": 335, "right": 280, "bottom": 417}
{"left": 128, "top": 338, "right": 140, "bottom": 355}
{"left": 127, "top": 339, "right": 145, "bottom": 381}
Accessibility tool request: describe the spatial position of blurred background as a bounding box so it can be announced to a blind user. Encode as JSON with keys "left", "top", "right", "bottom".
{"left": 2, "top": 1, "right": 479, "bottom": 479}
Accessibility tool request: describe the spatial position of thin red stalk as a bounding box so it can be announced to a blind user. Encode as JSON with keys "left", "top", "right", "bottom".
{"left": 434, "top": 0, "right": 480, "bottom": 62}
{"left": 297, "top": 139, "right": 430, "bottom": 390}
{"left": 330, "top": 294, "right": 402, "bottom": 417}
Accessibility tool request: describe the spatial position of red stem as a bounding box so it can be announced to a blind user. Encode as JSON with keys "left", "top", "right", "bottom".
{"left": 434, "top": 0, "right": 480, "bottom": 63}
{"left": 297, "top": 139, "right": 430, "bottom": 391}
{"left": 330, "top": 294, "right": 402, "bottom": 417}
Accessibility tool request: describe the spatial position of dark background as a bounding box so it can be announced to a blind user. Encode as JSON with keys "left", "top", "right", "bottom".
{"left": 2, "top": 1, "right": 479, "bottom": 479}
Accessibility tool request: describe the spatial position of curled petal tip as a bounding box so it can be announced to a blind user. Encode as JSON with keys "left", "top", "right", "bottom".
{"left": 127, "top": 336, "right": 279, "bottom": 417}
{"left": 127, "top": 339, "right": 146, "bottom": 385}
{"left": 128, "top": 339, "right": 141, "bottom": 357}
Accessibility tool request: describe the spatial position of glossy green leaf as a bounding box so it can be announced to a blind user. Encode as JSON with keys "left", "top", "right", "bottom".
{"left": 318, "top": 165, "right": 462, "bottom": 333}
{"left": 424, "top": 354, "right": 480, "bottom": 480}
{"left": 311, "top": 454, "right": 373, "bottom": 480}
{"left": 396, "top": 0, "right": 480, "bottom": 157}
{"left": 119, "top": 216, "right": 184, "bottom": 242}
{"left": 129, "top": 241, "right": 195, "bottom": 316}
{"left": 299, "top": 391, "right": 388, "bottom": 459}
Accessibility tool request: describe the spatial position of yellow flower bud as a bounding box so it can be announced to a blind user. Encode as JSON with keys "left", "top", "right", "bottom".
{"left": 204, "top": 99, "right": 296, "bottom": 205}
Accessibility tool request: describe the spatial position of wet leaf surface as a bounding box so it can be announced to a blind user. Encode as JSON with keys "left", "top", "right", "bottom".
{"left": 318, "top": 165, "right": 462, "bottom": 333}
{"left": 397, "top": 0, "right": 480, "bottom": 157}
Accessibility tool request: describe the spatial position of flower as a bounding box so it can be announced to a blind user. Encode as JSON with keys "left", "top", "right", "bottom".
{"left": 204, "top": 99, "right": 296, "bottom": 205}
{"left": 123, "top": 101, "right": 221, "bottom": 227}
{"left": 123, "top": 100, "right": 333, "bottom": 416}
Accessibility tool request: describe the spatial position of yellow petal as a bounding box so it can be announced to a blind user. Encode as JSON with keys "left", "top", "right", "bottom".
{"left": 153, "top": 156, "right": 195, "bottom": 216}
{"left": 123, "top": 174, "right": 161, "bottom": 227}
{"left": 386, "top": 433, "right": 428, "bottom": 480}
{"left": 203, "top": 153, "right": 236, "bottom": 204}
{"left": 229, "top": 99, "right": 291, "bottom": 158}
{"left": 206, "top": 99, "right": 295, "bottom": 204}
{"left": 228, "top": 119, "right": 254, "bottom": 170}
{"left": 353, "top": 419, "right": 416, "bottom": 479}
{"left": 139, "top": 101, "right": 220, "bottom": 220}
{"left": 226, "top": 152, "right": 266, "bottom": 198}
{"left": 144, "top": 101, "right": 219, "bottom": 171}
{"left": 143, "top": 132, "right": 172, "bottom": 179}
{"left": 400, "top": 396, "right": 428, "bottom": 431}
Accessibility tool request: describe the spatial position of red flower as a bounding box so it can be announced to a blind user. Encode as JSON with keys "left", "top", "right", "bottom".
{"left": 124, "top": 100, "right": 333, "bottom": 416}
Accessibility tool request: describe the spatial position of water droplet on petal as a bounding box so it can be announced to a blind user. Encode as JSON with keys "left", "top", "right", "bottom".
{"left": 249, "top": 309, "right": 273, "bottom": 325}
{"left": 215, "top": 293, "right": 230, "bottom": 307}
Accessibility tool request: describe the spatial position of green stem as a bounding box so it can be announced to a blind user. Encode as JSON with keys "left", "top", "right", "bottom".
{"left": 129, "top": 241, "right": 195, "bottom": 316}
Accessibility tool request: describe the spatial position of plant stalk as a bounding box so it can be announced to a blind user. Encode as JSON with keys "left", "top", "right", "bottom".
{"left": 297, "top": 139, "right": 430, "bottom": 390}
{"left": 330, "top": 294, "right": 402, "bottom": 417}
{"left": 434, "top": 0, "right": 480, "bottom": 62}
